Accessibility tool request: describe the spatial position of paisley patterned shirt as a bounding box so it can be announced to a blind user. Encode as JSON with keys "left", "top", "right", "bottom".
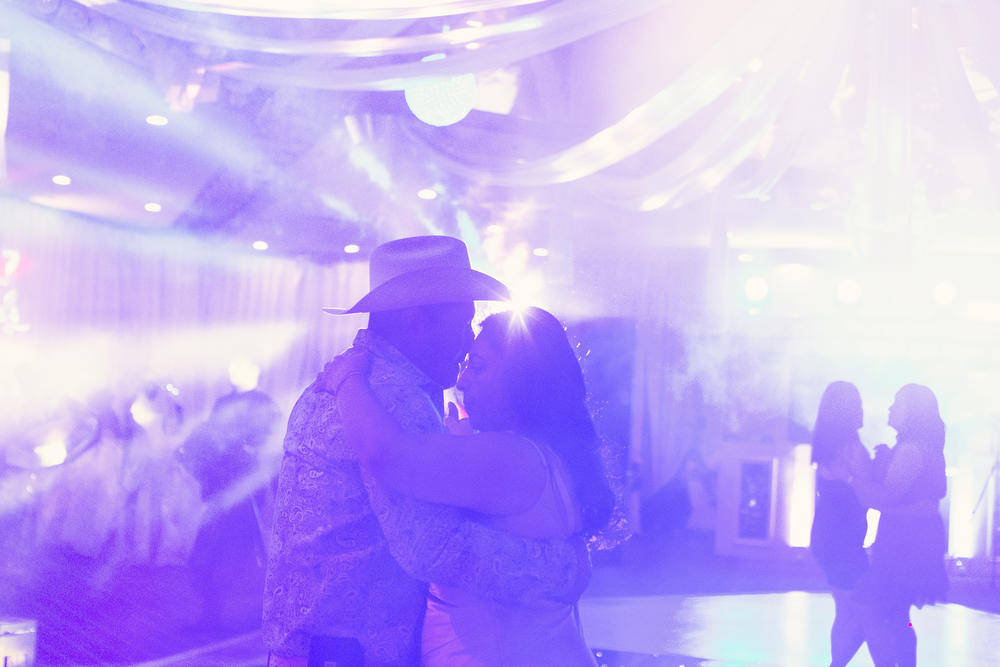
{"left": 262, "top": 329, "right": 588, "bottom": 664}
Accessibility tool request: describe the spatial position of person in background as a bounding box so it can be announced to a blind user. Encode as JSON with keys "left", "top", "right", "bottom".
{"left": 321, "top": 306, "right": 614, "bottom": 665}
{"left": 808, "top": 381, "right": 872, "bottom": 667}
{"left": 853, "top": 384, "right": 949, "bottom": 667}
{"left": 178, "top": 387, "right": 282, "bottom": 630}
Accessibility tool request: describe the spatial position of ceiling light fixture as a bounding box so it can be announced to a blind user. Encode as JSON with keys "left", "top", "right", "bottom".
{"left": 836, "top": 279, "right": 862, "bottom": 304}
{"left": 932, "top": 281, "right": 957, "bottom": 306}
{"left": 744, "top": 276, "right": 769, "bottom": 302}
{"left": 144, "top": 202, "right": 162, "bottom": 213}
{"left": 344, "top": 244, "right": 361, "bottom": 254}
{"left": 417, "top": 188, "right": 438, "bottom": 200}
{"left": 146, "top": 114, "right": 169, "bottom": 126}
{"left": 252, "top": 240, "right": 269, "bottom": 251}
{"left": 52, "top": 175, "right": 71, "bottom": 186}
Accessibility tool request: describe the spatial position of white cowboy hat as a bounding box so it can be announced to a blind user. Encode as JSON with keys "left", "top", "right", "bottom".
{"left": 323, "top": 235, "right": 509, "bottom": 314}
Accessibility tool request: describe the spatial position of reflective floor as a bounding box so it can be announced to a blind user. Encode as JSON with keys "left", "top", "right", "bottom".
{"left": 138, "top": 591, "right": 1000, "bottom": 666}
{"left": 579, "top": 591, "right": 1000, "bottom": 666}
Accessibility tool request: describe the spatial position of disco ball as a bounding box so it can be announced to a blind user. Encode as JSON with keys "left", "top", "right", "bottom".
{"left": 404, "top": 74, "right": 478, "bottom": 127}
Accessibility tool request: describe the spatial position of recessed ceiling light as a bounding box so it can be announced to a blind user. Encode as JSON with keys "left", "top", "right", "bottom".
{"left": 836, "top": 279, "right": 862, "bottom": 304}
{"left": 252, "top": 240, "right": 269, "bottom": 251}
{"left": 344, "top": 244, "right": 361, "bottom": 254}
{"left": 417, "top": 188, "right": 438, "bottom": 200}
{"left": 744, "top": 276, "right": 769, "bottom": 302}
{"left": 146, "top": 115, "right": 169, "bottom": 126}
{"left": 532, "top": 247, "right": 550, "bottom": 257}
{"left": 485, "top": 224, "right": 503, "bottom": 234}
{"left": 144, "top": 202, "right": 162, "bottom": 213}
{"left": 52, "top": 174, "right": 71, "bottom": 186}
{"left": 932, "top": 281, "right": 957, "bottom": 306}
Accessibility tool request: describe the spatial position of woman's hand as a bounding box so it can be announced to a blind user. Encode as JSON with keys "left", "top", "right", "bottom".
{"left": 445, "top": 401, "right": 473, "bottom": 435}
{"left": 317, "top": 348, "right": 372, "bottom": 394}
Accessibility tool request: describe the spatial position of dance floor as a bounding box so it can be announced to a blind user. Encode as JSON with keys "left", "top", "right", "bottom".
{"left": 133, "top": 591, "right": 1000, "bottom": 667}
{"left": 579, "top": 592, "right": 1000, "bottom": 666}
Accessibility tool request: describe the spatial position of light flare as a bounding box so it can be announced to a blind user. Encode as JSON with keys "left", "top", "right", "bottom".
{"left": 34, "top": 432, "right": 68, "bottom": 467}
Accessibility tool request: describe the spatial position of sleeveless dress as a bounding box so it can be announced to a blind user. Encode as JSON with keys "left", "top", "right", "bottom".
{"left": 420, "top": 442, "right": 597, "bottom": 667}
{"left": 860, "top": 442, "right": 948, "bottom": 608}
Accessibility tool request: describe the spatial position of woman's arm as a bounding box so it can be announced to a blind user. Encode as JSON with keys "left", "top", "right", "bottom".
{"left": 852, "top": 442, "right": 923, "bottom": 510}
{"left": 320, "top": 354, "right": 547, "bottom": 515}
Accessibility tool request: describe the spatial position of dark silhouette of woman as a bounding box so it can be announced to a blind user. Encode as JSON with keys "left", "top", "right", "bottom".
{"left": 854, "top": 383, "right": 949, "bottom": 667}
{"left": 809, "top": 381, "right": 872, "bottom": 667}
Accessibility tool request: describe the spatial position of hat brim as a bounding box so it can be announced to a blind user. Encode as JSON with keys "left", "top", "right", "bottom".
{"left": 323, "top": 266, "right": 510, "bottom": 315}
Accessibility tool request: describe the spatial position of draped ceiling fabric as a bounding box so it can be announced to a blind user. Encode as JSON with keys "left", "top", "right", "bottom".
{"left": 7, "top": 0, "right": 1000, "bottom": 490}
{"left": 20, "top": 0, "right": 998, "bottom": 223}
{"left": 0, "top": 35, "right": 8, "bottom": 180}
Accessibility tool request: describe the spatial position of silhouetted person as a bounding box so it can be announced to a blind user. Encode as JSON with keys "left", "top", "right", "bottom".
{"left": 854, "top": 384, "right": 949, "bottom": 667}
{"left": 809, "top": 381, "right": 871, "bottom": 667}
{"left": 177, "top": 388, "right": 281, "bottom": 630}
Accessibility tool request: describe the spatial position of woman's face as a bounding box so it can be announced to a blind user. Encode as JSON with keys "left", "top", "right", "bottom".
{"left": 456, "top": 333, "right": 515, "bottom": 432}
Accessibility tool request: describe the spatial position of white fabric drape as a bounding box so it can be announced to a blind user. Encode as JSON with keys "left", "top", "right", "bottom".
{"left": 0, "top": 36, "right": 8, "bottom": 181}
{"left": 0, "top": 196, "right": 368, "bottom": 431}
{"left": 122, "top": 0, "right": 548, "bottom": 20}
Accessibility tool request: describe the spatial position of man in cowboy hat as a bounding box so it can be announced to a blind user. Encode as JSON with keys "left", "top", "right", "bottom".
{"left": 262, "top": 236, "right": 590, "bottom": 667}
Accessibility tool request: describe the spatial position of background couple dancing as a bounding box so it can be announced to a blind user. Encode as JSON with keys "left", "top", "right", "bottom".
{"left": 262, "top": 235, "right": 616, "bottom": 666}
{"left": 810, "top": 381, "right": 949, "bottom": 667}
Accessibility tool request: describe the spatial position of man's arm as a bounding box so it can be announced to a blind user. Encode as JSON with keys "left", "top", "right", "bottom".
{"left": 334, "top": 351, "right": 591, "bottom": 606}
{"left": 365, "top": 473, "right": 591, "bottom": 605}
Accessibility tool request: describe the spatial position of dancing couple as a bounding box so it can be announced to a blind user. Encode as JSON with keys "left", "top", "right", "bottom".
{"left": 810, "top": 381, "right": 949, "bottom": 667}
{"left": 263, "top": 235, "right": 615, "bottom": 666}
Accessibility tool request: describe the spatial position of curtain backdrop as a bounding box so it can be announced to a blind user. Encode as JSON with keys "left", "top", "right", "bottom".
{"left": 0, "top": 196, "right": 368, "bottom": 434}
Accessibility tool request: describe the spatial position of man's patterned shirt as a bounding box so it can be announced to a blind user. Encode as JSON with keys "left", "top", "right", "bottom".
{"left": 262, "top": 329, "right": 585, "bottom": 664}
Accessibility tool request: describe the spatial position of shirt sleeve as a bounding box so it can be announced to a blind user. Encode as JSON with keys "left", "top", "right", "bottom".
{"left": 364, "top": 471, "right": 591, "bottom": 605}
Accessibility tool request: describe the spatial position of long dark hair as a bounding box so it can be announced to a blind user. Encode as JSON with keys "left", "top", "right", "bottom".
{"left": 477, "top": 307, "right": 614, "bottom": 535}
{"left": 894, "top": 383, "right": 945, "bottom": 452}
{"left": 811, "top": 381, "right": 863, "bottom": 466}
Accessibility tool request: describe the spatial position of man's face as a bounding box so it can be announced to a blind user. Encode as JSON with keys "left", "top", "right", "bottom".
{"left": 415, "top": 301, "right": 476, "bottom": 388}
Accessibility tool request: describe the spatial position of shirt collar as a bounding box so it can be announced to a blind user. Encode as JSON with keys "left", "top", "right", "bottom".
{"left": 352, "top": 328, "right": 437, "bottom": 388}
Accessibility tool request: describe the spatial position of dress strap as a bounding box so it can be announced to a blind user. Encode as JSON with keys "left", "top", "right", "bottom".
{"left": 528, "top": 440, "right": 579, "bottom": 534}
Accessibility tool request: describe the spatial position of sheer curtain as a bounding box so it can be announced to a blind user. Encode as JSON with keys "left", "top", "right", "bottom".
{"left": 0, "top": 196, "right": 368, "bottom": 434}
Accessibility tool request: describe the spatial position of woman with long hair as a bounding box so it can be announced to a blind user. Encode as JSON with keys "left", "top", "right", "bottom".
{"left": 320, "top": 306, "right": 614, "bottom": 666}
{"left": 854, "top": 384, "right": 949, "bottom": 667}
{"left": 809, "top": 381, "right": 872, "bottom": 667}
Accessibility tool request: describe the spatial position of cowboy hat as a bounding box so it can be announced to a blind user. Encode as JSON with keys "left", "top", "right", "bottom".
{"left": 323, "top": 235, "right": 509, "bottom": 314}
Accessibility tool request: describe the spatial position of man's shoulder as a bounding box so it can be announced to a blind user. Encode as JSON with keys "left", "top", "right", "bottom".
{"left": 287, "top": 380, "right": 336, "bottom": 421}
{"left": 282, "top": 382, "right": 345, "bottom": 457}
